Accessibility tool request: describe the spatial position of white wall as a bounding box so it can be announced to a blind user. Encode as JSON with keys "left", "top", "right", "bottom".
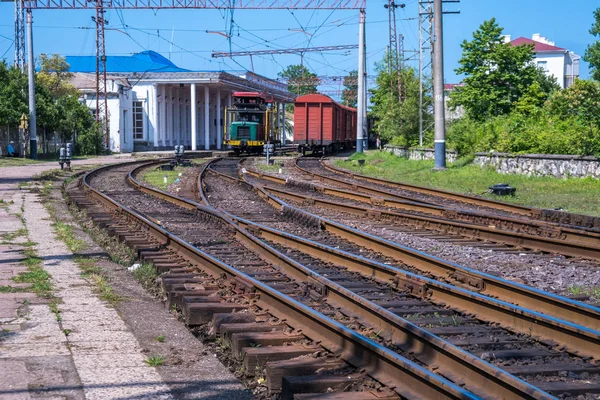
{"left": 535, "top": 53, "right": 566, "bottom": 88}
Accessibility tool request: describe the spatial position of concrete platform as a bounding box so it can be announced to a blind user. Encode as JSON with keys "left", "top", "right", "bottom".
{"left": 0, "top": 156, "right": 251, "bottom": 400}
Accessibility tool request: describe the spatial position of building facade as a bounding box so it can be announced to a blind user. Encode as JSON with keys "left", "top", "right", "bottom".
{"left": 508, "top": 34, "right": 580, "bottom": 89}
{"left": 67, "top": 51, "right": 294, "bottom": 153}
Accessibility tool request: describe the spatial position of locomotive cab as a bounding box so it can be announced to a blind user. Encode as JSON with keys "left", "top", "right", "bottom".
{"left": 224, "top": 92, "right": 280, "bottom": 155}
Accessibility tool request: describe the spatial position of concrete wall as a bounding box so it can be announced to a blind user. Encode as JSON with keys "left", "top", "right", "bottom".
{"left": 385, "top": 146, "right": 458, "bottom": 163}
{"left": 473, "top": 152, "right": 600, "bottom": 178}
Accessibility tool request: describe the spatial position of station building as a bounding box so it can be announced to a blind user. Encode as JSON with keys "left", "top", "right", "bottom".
{"left": 66, "top": 51, "right": 295, "bottom": 153}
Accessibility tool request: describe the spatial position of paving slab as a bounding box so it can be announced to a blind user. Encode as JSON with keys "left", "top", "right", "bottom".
{"left": 0, "top": 156, "right": 251, "bottom": 400}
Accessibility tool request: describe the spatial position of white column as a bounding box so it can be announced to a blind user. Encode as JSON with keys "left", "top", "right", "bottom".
{"left": 174, "top": 88, "right": 180, "bottom": 145}
{"left": 216, "top": 91, "right": 222, "bottom": 150}
{"left": 160, "top": 85, "right": 167, "bottom": 147}
{"left": 282, "top": 104, "right": 286, "bottom": 143}
{"left": 184, "top": 97, "right": 189, "bottom": 147}
{"left": 190, "top": 83, "right": 197, "bottom": 151}
{"left": 153, "top": 84, "right": 159, "bottom": 148}
{"left": 204, "top": 86, "right": 210, "bottom": 150}
{"left": 167, "top": 86, "right": 173, "bottom": 147}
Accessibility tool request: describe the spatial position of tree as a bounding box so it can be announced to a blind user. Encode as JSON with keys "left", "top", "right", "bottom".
{"left": 369, "top": 52, "right": 424, "bottom": 146}
{"left": 37, "top": 53, "right": 79, "bottom": 98}
{"left": 341, "top": 70, "right": 358, "bottom": 108}
{"left": 584, "top": 7, "right": 600, "bottom": 81}
{"left": 0, "top": 61, "right": 28, "bottom": 128}
{"left": 450, "top": 18, "right": 558, "bottom": 120}
{"left": 278, "top": 64, "right": 319, "bottom": 96}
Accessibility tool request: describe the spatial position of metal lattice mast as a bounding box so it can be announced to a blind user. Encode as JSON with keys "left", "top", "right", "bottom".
{"left": 385, "top": 1, "right": 404, "bottom": 102}
{"left": 14, "top": 0, "right": 25, "bottom": 71}
{"left": 418, "top": 0, "right": 433, "bottom": 146}
{"left": 93, "top": 1, "right": 109, "bottom": 150}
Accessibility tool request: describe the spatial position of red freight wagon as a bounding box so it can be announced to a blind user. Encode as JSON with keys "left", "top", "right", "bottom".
{"left": 294, "top": 94, "right": 356, "bottom": 155}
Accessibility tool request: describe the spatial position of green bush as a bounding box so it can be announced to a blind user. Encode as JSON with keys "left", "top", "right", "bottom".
{"left": 76, "top": 125, "right": 104, "bottom": 155}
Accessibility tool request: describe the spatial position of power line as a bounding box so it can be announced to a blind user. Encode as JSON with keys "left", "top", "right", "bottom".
{"left": 212, "top": 44, "right": 357, "bottom": 58}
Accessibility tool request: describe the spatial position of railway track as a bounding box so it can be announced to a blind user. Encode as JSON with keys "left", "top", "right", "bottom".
{"left": 303, "top": 157, "right": 600, "bottom": 231}
{"left": 239, "top": 159, "right": 600, "bottom": 261}
{"left": 200, "top": 158, "right": 600, "bottom": 398}
{"left": 65, "top": 159, "right": 600, "bottom": 399}
{"left": 65, "top": 160, "right": 514, "bottom": 400}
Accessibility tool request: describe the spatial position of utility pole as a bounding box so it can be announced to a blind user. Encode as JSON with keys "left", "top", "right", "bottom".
{"left": 418, "top": 0, "right": 433, "bottom": 147}
{"left": 419, "top": 0, "right": 459, "bottom": 148}
{"left": 14, "top": 0, "right": 25, "bottom": 72}
{"left": 356, "top": 9, "right": 367, "bottom": 153}
{"left": 433, "top": 0, "right": 445, "bottom": 168}
{"left": 26, "top": 8, "right": 37, "bottom": 159}
{"left": 93, "top": 1, "right": 109, "bottom": 151}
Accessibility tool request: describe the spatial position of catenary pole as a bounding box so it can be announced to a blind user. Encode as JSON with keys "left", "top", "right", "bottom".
{"left": 356, "top": 9, "right": 366, "bottom": 153}
{"left": 26, "top": 8, "right": 37, "bottom": 159}
{"left": 433, "top": 0, "right": 445, "bottom": 168}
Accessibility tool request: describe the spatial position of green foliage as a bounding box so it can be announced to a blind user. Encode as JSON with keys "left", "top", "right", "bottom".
{"left": 369, "top": 52, "right": 426, "bottom": 147}
{"left": 584, "top": 7, "right": 600, "bottom": 81}
{"left": 0, "top": 61, "right": 28, "bottom": 128}
{"left": 277, "top": 64, "right": 318, "bottom": 96}
{"left": 0, "top": 56, "right": 98, "bottom": 155}
{"left": 37, "top": 54, "right": 79, "bottom": 98}
{"left": 450, "top": 18, "right": 559, "bottom": 120}
{"left": 447, "top": 80, "right": 600, "bottom": 157}
{"left": 341, "top": 70, "right": 358, "bottom": 108}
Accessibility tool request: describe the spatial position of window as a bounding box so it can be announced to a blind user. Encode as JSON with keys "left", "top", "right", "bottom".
{"left": 537, "top": 60, "right": 548, "bottom": 71}
{"left": 133, "top": 101, "right": 144, "bottom": 141}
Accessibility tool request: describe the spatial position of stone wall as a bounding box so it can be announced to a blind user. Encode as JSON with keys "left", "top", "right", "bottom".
{"left": 384, "top": 146, "right": 458, "bottom": 163}
{"left": 473, "top": 152, "right": 600, "bottom": 178}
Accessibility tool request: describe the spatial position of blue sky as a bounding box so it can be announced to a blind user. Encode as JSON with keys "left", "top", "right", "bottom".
{"left": 0, "top": 0, "right": 597, "bottom": 94}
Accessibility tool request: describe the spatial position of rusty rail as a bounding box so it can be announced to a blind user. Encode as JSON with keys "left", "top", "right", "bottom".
{"left": 79, "top": 161, "right": 485, "bottom": 400}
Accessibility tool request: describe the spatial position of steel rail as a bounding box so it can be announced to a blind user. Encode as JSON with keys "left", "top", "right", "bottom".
{"left": 222, "top": 163, "right": 600, "bottom": 334}
{"left": 80, "top": 161, "right": 483, "bottom": 400}
{"left": 257, "top": 184, "right": 600, "bottom": 260}
{"left": 125, "top": 160, "right": 559, "bottom": 399}
{"left": 201, "top": 161, "right": 600, "bottom": 358}
{"left": 242, "top": 168, "right": 600, "bottom": 247}
{"left": 317, "top": 159, "right": 600, "bottom": 231}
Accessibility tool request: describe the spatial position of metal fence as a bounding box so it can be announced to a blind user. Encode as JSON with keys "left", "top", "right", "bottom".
{"left": 0, "top": 126, "right": 67, "bottom": 159}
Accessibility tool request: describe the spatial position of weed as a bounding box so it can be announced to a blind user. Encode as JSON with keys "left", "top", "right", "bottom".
{"left": 63, "top": 329, "right": 72, "bottom": 336}
{"left": 567, "top": 285, "right": 587, "bottom": 296}
{"left": 1, "top": 228, "right": 28, "bottom": 242}
{"left": 49, "top": 299, "right": 62, "bottom": 321}
{"left": 132, "top": 263, "right": 158, "bottom": 289}
{"left": 53, "top": 222, "right": 87, "bottom": 253}
{"left": 76, "top": 257, "right": 103, "bottom": 276}
{"left": 145, "top": 355, "right": 165, "bottom": 367}
{"left": 89, "top": 274, "right": 122, "bottom": 306}
{"left": 451, "top": 315, "right": 461, "bottom": 326}
{"left": 0, "top": 285, "right": 25, "bottom": 293}
{"left": 156, "top": 334, "right": 165, "bottom": 343}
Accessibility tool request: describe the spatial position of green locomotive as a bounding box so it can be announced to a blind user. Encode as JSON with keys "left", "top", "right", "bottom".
{"left": 223, "top": 92, "right": 280, "bottom": 155}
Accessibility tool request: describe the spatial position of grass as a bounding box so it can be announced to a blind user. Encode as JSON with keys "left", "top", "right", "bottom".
{"left": 53, "top": 222, "right": 88, "bottom": 253}
{"left": 13, "top": 245, "right": 53, "bottom": 297}
{"left": 142, "top": 166, "right": 184, "bottom": 191}
{"left": 83, "top": 272, "right": 122, "bottom": 306}
{"left": 0, "top": 157, "right": 48, "bottom": 168}
{"left": 336, "top": 151, "right": 600, "bottom": 217}
{"left": 0, "top": 285, "right": 26, "bottom": 293}
{"left": 132, "top": 263, "right": 158, "bottom": 289}
{"left": 145, "top": 355, "right": 165, "bottom": 367}
{"left": 255, "top": 160, "right": 284, "bottom": 174}
{"left": 1, "top": 228, "right": 28, "bottom": 242}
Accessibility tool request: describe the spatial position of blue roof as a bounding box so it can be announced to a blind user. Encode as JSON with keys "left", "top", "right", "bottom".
{"left": 66, "top": 51, "right": 190, "bottom": 73}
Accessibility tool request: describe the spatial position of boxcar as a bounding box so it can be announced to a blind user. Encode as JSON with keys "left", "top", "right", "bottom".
{"left": 294, "top": 94, "right": 356, "bottom": 155}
